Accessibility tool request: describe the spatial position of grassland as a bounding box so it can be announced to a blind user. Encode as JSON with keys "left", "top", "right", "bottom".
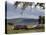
{"left": 7, "top": 24, "right": 45, "bottom": 34}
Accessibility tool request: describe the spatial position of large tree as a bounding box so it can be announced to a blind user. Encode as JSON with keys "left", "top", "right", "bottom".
{"left": 14, "top": 2, "right": 45, "bottom": 15}
{"left": 14, "top": 2, "right": 33, "bottom": 15}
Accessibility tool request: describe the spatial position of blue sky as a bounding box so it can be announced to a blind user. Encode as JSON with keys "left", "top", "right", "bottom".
{"left": 7, "top": 1, "right": 45, "bottom": 19}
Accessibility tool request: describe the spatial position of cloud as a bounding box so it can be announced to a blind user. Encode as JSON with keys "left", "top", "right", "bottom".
{"left": 7, "top": 2, "right": 44, "bottom": 19}
{"left": 7, "top": 0, "right": 15, "bottom": 4}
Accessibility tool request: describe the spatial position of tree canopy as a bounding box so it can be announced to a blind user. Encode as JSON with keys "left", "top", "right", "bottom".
{"left": 14, "top": 2, "right": 45, "bottom": 9}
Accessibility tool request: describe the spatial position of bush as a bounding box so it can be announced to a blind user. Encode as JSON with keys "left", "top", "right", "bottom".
{"left": 8, "top": 23, "right": 13, "bottom": 25}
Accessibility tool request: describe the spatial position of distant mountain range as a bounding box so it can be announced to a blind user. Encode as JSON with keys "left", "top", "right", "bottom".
{"left": 7, "top": 18, "right": 39, "bottom": 25}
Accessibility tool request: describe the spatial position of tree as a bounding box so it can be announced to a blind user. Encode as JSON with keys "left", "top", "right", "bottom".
{"left": 21, "top": 2, "right": 33, "bottom": 15}
{"left": 14, "top": 2, "right": 34, "bottom": 15}
{"left": 35, "top": 3, "right": 45, "bottom": 9}
{"left": 39, "top": 16, "right": 45, "bottom": 24}
{"left": 14, "top": 2, "right": 45, "bottom": 16}
{"left": 14, "top": 1, "right": 21, "bottom": 8}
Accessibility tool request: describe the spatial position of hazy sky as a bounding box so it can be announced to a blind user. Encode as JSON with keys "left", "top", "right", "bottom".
{"left": 7, "top": 1, "right": 45, "bottom": 19}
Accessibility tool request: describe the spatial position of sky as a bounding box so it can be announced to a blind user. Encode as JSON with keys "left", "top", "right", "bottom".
{"left": 7, "top": 0, "right": 45, "bottom": 19}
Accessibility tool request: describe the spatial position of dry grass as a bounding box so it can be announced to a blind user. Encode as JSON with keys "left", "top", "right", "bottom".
{"left": 7, "top": 24, "right": 45, "bottom": 34}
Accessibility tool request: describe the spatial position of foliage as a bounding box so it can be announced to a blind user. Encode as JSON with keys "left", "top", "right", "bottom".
{"left": 8, "top": 23, "right": 13, "bottom": 25}
{"left": 39, "top": 16, "right": 45, "bottom": 24}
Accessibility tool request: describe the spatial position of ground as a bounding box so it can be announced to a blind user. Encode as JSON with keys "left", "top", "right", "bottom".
{"left": 7, "top": 24, "right": 45, "bottom": 34}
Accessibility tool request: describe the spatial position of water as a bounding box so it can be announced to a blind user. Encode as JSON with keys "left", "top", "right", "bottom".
{"left": 7, "top": 18, "right": 39, "bottom": 25}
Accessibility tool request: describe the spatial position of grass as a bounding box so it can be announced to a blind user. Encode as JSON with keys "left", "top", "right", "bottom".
{"left": 7, "top": 24, "right": 45, "bottom": 34}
